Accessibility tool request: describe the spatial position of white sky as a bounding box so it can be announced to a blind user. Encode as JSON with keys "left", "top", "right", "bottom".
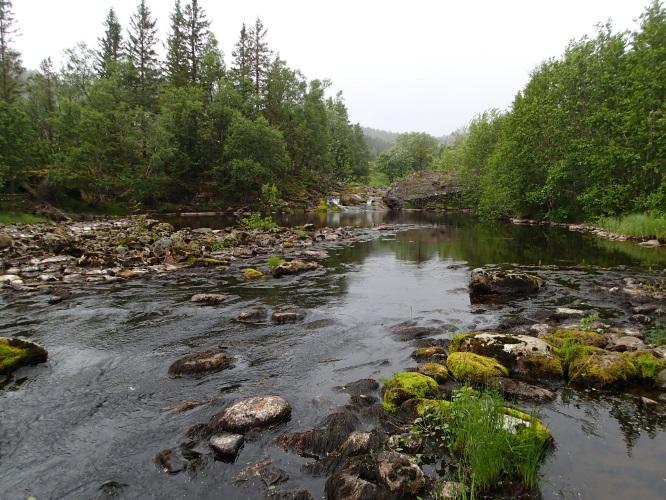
{"left": 13, "top": 0, "right": 649, "bottom": 135}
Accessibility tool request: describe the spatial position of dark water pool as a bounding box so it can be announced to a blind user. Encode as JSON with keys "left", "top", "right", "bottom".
{"left": 1, "top": 214, "right": 665, "bottom": 499}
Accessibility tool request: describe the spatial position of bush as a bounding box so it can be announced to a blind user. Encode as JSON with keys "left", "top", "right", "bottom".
{"left": 238, "top": 212, "right": 278, "bottom": 230}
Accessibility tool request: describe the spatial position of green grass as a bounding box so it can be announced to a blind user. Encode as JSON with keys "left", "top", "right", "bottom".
{"left": 267, "top": 255, "right": 286, "bottom": 268}
{"left": 0, "top": 211, "right": 47, "bottom": 224}
{"left": 594, "top": 213, "right": 666, "bottom": 240}
{"left": 646, "top": 320, "right": 666, "bottom": 347}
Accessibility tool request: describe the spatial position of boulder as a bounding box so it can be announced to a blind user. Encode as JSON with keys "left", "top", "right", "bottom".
{"left": 238, "top": 306, "right": 268, "bottom": 322}
{"left": 190, "top": 293, "right": 232, "bottom": 304}
{"left": 417, "top": 362, "right": 449, "bottom": 383}
{"left": 0, "top": 337, "right": 48, "bottom": 375}
{"left": 568, "top": 349, "right": 638, "bottom": 388}
{"left": 607, "top": 336, "right": 647, "bottom": 352}
{"left": 542, "top": 328, "right": 607, "bottom": 349}
{"left": 657, "top": 369, "right": 666, "bottom": 390}
{"left": 152, "top": 237, "right": 172, "bottom": 257}
{"left": 496, "top": 377, "right": 555, "bottom": 401}
{"left": 325, "top": 472, "right": 377, "bottom": 500}
{"left": 208, "top": 433, "right": 244, "bottom": 457}
{"left": 154, "top": 448, "right": 186, "bottom": 474}
{"left": 437, "top": 481, "right": 467, "bottom": 499}
{"left": 469, "top": 268, "right": 544, "bottom": 298}
{"left": 375, "top": 451, "right": 426, "bottom": 495}
{"left": 383, "top": 372, "right": 439, "bottom": 412}
{"left": 411, "top": 346, "right": 448, "bottom": 361}
{"left": 271, "top": 260, "right": 320, "bottom": 278}
{"left": 168, "top": 350, "right": 234, "bottom": 377}
{"left": 211, "top": 395, "right": 291, "bottom": 432}
{"left": 389, "top": 322, "right": 440, "bottom": 341}
{"left": 272, "top": 306, "right": 306, "bottom": 324}
{"left": 446, "top": 352, "right": 509, "bottom": 383}
{"left": 0, "top": 233, "right": 13, "bottom": 249}
{"left": 243, "top": 268, "right": 264, "bottom": 280}
{"left": 451, "top": 332, "right": 563, "bottom": 379}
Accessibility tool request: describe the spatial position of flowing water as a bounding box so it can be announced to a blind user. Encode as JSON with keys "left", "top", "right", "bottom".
{"left": 1, "top": 213, "right": 665, "bottom": 499}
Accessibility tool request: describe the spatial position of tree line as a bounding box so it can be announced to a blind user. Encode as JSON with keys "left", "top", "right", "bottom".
{"left": 0, "top": 0, "right": 369, "bottom": 209}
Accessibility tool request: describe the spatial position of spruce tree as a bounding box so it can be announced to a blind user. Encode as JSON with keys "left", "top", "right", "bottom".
{"left": 165, "top": 0, "right": 189, "bottom": 86}
{"left": 248, "top": 18, "right": 271, "bottom": 99}
{"left": 127, "top": 0, "right": 160, "bottom": 108}
{"left": 0, "top": 0, "right": 23, "bottom": 101}
{"left": 183, "top": 0, "right": 210, "bottom": 84}
{"left": 96, "top": 8, "right": 123, "bottom": 78}
{"left": 231, "top": 23, "right": 251, "bottom": 87}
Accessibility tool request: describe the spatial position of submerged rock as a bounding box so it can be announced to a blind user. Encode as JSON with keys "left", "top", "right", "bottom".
{"left": 0, "top": 337, "right": 48, "bottom": 375}
{"left": 190, "top": 293, "right": 233, "bottom": 304}
{"left": 383, "top": 372, "right": 439, "bottom": 412}
{"left": 277, "top": 410, "right": 360, "bottom": 458}
{"left": 496, "top": 377, "right": 555, "bottom": 401}
{"left": 446, "top": 352, "right": 509, "bottom": 383}
{"left": 168, "top": 350, "right": 234, "bottom": 378}
{"left": 211, "top": 395, "right": 291, "bottom": 432}
{"left": 237, "top": 306, "right": 268, "bottom": 322}
{"left": 469, "top": 268, "right": 544, "bottom": 298}
{"left": 208, "top": 433, "right": 244, "bottom": 457}
{"left": 266, "top": 489, "right": 313, "bottom": 500}
{"left": 271, "top": 259, "right": 320, "bottom": 278}
{"left": 271, "top": 306, "right": 306, "bottom": 324}
{"left": 154, "top": 448, "right": 186, "bottom": 474}
{"left": 325, "top": 472, "right": 377, "bottom": 500}
{"left": 389, "top": 321, "right": 441, "bottom": 341}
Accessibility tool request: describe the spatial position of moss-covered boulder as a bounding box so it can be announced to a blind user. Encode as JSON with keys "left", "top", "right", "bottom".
{"left": 568, "top": 348, "right": 638, "bottom": 388}
{"left": 446, "top": 352, "right": 509, "bottom": 383}
{"left": 411, "top": 346, "right": 447, "bottom": 361}
{"left": 624, "top": 351, "right": 666, "bottom": 381}
{"left": 469, "top": 268, "right": 544, "bottom": 297}
{"left": 543, "top": 329, "right": 607, "bottom": 349}
{"left": 243, "top": 268, "right": 264, "bottom": 280}
{"left": 450, "top": 332, "right": 563, "bottom": 379}
{"left": 383, "top": 372, "right": 439, "bottom": 412}
{"left": 417, "top": 363, "right": 449, "bottom": 383}
{"left": 0, "top": 338, "right": 48, "bottom": 375}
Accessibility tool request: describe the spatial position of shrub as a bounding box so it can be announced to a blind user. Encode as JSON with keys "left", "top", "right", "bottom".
{"left": 238, "top": 212, "right": 278, "bottom": 230}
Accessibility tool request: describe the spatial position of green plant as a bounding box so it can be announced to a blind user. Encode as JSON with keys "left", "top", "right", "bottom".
{"left": 594, "top": 213, "right": 666, "bottom": 240}
{"left": 238, "top": 212, "right": 278, "bottom": 230}
{"left": 580, "top": 312, "right": 600, "bottom": 331}
{"left": 0, "top": 212, "right": 47, "bottom": 224}
{"left": 646, "top": 320, "right": 666, "bottom": 346}
{"left": 260, "top": 182, "right": 286, "bottom": 213}
{"left": 412, "top": 404, "right": 451, "bottom": 447}
{"left": 267, "top": 255, "right": 286, "bottom": 268}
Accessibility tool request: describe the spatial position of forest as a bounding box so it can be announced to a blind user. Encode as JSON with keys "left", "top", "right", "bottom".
{"left": 0, "top": 0, "right": 370, "bottom": 210}
{"left": 375, "top": 1, "right": 666, "bottom": 222}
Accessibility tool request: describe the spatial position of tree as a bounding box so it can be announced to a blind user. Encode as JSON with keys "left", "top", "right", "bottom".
{"left": 248, "top": 18, "right": 271, "bottom": 100}
{"left": 0, "top": 0, "right": 22, "bottom": 101}
{"left": 377, "top": 132, "right": 439, "bottom": 181}
{"left": 183, "top": 0, "right": 210, "bottom": 84}
{"left": 231, "top": 23, "right": 251, "bottom": 95}
{"left": 96, "top": 8, "right": 123, "bottom": 78}
{"left": 198, "top": 32, "right": 225, "bottom": 102}
{"left": 127, "top": 0, "right": 160, "bottom": 108}
{"left": 165, "top": 0, "right": 189, "bottom": 87}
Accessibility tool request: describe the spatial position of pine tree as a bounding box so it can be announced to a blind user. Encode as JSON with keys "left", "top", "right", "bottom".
{"left": 0, "top": 0, "right": 23, "bottom": 101}
{"left": 96, "top": 8, "right": 123, "bottom": 78}
{"left": 165, "top": 0, "right": 189, "bottom": 86}
{"left": 127, "top": 0, "right": 160, "bottom": 108}
{"left": 248, "top": 18, "right": 271, "bottom": 99}
{"left": 183, "top": 0, "right": 210, "bottom": 84}
{"left": 231, "top": 23, "right": 251, "bottom": 87}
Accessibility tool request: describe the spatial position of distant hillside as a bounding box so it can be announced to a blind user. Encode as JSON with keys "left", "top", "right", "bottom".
{"left": 362, "top": 127, "right": 400, "bottom": 159}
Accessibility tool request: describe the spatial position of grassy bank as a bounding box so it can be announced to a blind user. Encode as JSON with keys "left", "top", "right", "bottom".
{"left": 593, "top": 213, "right": 666, "bottom": 240}
{"left": 0, "top": 212, "right": 48, "bottom": 224}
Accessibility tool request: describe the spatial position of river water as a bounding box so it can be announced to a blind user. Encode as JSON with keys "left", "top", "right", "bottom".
{"left": 1, "top": 213, "right": 665, "bottom": 499}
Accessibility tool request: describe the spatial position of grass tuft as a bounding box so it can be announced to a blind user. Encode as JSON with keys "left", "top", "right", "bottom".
{"left": 594, "top": 213, "right": 666, "bottom": 240}
{"left": 0, "top": 211, "right": 47, "bottom": 224}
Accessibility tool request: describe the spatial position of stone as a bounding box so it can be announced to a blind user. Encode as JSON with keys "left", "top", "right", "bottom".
{"left": 568, "top": 349, "right": 638, "bottom": 388}
{"left": 154, "top": 448, "right": 185, "bottom": 474}
{"left": 0, "top": 233, "right": 13, "bottom": 249}
{"left": 452, "top": 332, "right": 563, "bottom": 379}
{"left": 389, "top": 321, "right": 440, "bottom": 341}
{"left": 446, "top": 352, "right": 509, "bottom": 383}
{"left": 375, "top": 451, "right": 426, "bottom": 495}
{"left": 211, "top": 395, "right": 291, "bottom": 432}
{"left": 325, "top": 472, "right": 377, "bottom": 500}
{"left": 386, "top": 433, "right": 423, "bottom": 454}
{"left": 542, "top": 328, "right": 608, "bottom": 349}
{"left": 168, "top": 350, "right": 234, "bottom": 377}
{"left": 271, "top": 306, "right": 306, "bottom": 324}
{"left": 383, "top": 372, "right": 439, "bottom": 412}
{"left": 640, "top": 396, "right": 659, "bottom": 409}
{"left": 208, "top": 433, "right": 244, "bottom": 457}
{"left": 338, "top": 431, "right": 374, "bottom": 456}
{"left": 417, "top": 362, "right": 449, "bottom": 383}
{"left": 266, "top": 489, "right": 314, "bottom": 500}
{"left": 639, "top": 239, "right": 661, "bottom": 248}
{"left": 438, "top": 481, "right": 466, "bottom": 499}
{"left": 237, "top": 306, "right": 268, "bottom": 322}
{"left": 271, "top": 259, "right": 320, "bottom": 278}
{"left": 607, "top": 336, "right": 647, "bottom": 352}
{"left": 0, "top": 337, "right": 48, "bottom": 375}
{"left": 152, "top": 237, "right": 173, "bottom": 257}
{"left": 469, "top": 268, "right": 544, "bottom": 297}
{"left": 411, "top": 346, "right": 448, "bottom": 360}
{"left": 496, "top": 377, "right": 556, "bottom": 401}
{"left": 243, "top": 268, "right": 264, "bottom": 280}
{"left": 655, "top": 369, "right": 666, "bottom": 390}
{"left": 190, "top": 293, "right": 232, "bottom": 304}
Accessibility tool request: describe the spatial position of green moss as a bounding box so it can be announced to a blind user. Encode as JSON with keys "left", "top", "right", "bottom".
{"left": 282, "top": 241, "right": 294, "bottom": 248}
{"left": 0, "top": 342, "right": 28, "bottom": 373}
{"left": 520, "top": 355, "right": 564, "bottom": 378}
{"left": 447, "top": 352, "right": 509, "bottom": 383}
{"left": 568, "top": 347, "right": 638, "bottom": 387}
{"left": 624, "top": 351, "right": 666, "bottom": 380}
{"left": 412, "top": 346, "right": 447, "bottom": 360}
{"left": 543, "top": 329, "right": 607, "bottom": 349}
{"left": 267, "top": 256, "right": 286, "bottom": 268}
{"left": 416, "top": 398, "right": 452, "bottom": 416}
{"left": 449, "top": 333, "right": 475, "bottom": 353}
{"left": 243, "top": 268, "right": 264, "bottom": 280}
{"left": 383, "top": 371, "right": 439, "bottom": 412}
{"left": 0, "top": 212, "right": 48, "bottom": 224}
{"left": 501, "top": 407, "right": 552, "bottom": 444}
{"left": 186, "top": 257, "right": 225, "bottom": 267}
{"left": 418, "top": 362, "right": 449, "bottom": 383}
{"left": 294, "top": 230, "right": 309, "bottom": 240}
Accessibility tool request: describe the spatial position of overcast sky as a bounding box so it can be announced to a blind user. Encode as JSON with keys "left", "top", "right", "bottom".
{"left": 13, "top": 0, "right": 650, "bottom": 135}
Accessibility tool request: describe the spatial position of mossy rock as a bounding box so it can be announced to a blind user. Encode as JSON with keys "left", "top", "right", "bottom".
{"left": 383, "top": 372, "right": 439, "bottom": 412}
{"left": 623, "top": 351, "right": 666, "bottom": 381}
{"left": 243, "top": 268, "right": 264, "bottom": 280}
{"left": 449, "top": 333, "right": 474, "bottom": 353}
{"left": 568, "top": 347, "right": 639, "bottom": 388}
{"left": 418, "top": 363, "right": 449, "bottom": 383}
{"left": 0, "top": 338, "right": 48, "bottom": 375}
{"left": 415, "top": 398, "right": 452, "bottom": 416}
{"left": 501, "top": 407, "right": 552, "bottom": 444}
{"left": 446, "top": 352, "right": 509, "bottom": 383}
{"left": 543, "top": 329, "right": 607, "bottom": 349}
{"left": 412, "top": 346, "right": 448, "bottom": 361}
{"left": 186, "top": 257, "right": 225, "bottom": 268}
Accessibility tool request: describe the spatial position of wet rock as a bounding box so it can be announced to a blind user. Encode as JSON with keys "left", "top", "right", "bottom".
{"left": 236, "top": 458, "right": 289, "bottom": 487}
{"left": 238, "top": 306, "right": 268, "bottom": 322}
{"left": 211, "top": 395, "right": 291, "bottom": 432}
{"left": 154, "top": 448, "right": 186, "bottom": 474}
{"left": 640, "top": 396, "right": 659, "bottom": 409}
{"left": 417, "top": 362, "right": 449, "bottom": 383}
{"left": 325, "top": 471, "right": 378, "bottom": 500}
{"left": 335, "top": 378, "right": 380, "bottom": 397}
{"left": 639, "top": 239, "right": 661, "bottom": 248}
{"left": 496, "top": 377, "right": 555, "bottom": 401}
{"left": 0, "top": 337, "right": 48, "bottom": 375}
{"left": 0, "top": 274, "right": 23, "bottom": 285}
{"left": 656, "top": 369, "right": 666, "bottom": 390}
{"left": 168, "top": 350, "right": 234, "bottom": 378}
{"left": 383, "top": 372, "right": 439, "bottom": 412}
{"left": 278, "top": 410, "right": 360, "bottom": 458}
{"left": 0, "top": 233, "right": 13, "bottom": 249}
{"left": 266, "top": 489, "right": 314, "bottom": 500}
{"left": 375, "top": 451, "right": 426, "bottom": 495}
{"left": 469, "top": 268, "right": 544, "bottom": 298}
{"left": 551, "top": 307, "right": 585, "bottom": 320}
{"left": 271, "top": 259, "right": 320, "bottom": 278}
{"left": 453, "top": 332, "right": 563, "bottom": 379}
{"left": 446, "top": 352, "right": 509, "bottom": 383}
{"left": 208, "top": 433, "right": 244, "bottom": 457}
{"left": 389, "top": 321, "right": 440, "bottom": 341}
{"left": 569, "top": 349, "right": 638, "bottom": 388}
{"left": 190, "top": 293, "right": 233, "bottom": 304}
{"left": 542, "top": 328, "right": 607, "bottom": 349}
{"left": 607, "top": 336, "right": 647, "bottom": 352}
{"left": 243, "top": 268, "right": 264, "bottom": 280}
{"left": 338, "top": 431, "right": 378, "bottom": 457}
{"left": 411, "top": 346, "right": 448, "bottom": 361}
{"left": 160, "top": 399, "right": 214, "bottom": 413}
{"left": 271, "top": 306, "right": 306, "bottom": 324}
{"left": 437, "top": 481, "right": 466, "bottom": 499}
{"left": 386, "top": 433, "right": 423, "bottom": 454}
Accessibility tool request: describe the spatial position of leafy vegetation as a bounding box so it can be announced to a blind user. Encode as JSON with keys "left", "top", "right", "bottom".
{"left": 436, "top": 2, "right": 666, "bottom": 222}
{"left": 646, "top": 320, "right": 666, "bottom": 346}
{"left": 267, "top": 255, "right": 285, "bottom": 268}
{"left": 238, "top": 212, "right": 278, "bottom": 230}
{"left": 0, "top": 1, "right": 369, "bottom": 209}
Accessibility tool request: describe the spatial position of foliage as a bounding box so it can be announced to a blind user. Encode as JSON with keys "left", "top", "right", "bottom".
{"left": 580, "top": 312, "right": 601, "bottom": 331}
{"left": 267, "top": 255, "right": 286, "bottom": 268}
{"left": 0, "top": 211, "right": 47, "bottom": 224}
{"left": 238, "top": 212, "right": 278, "bottom": 230}
{"left": 376, "top": 132, "right": 440, "bottom": 182}
{"left": 646, "top": 320, "right": 666, "bottom": 346}
{"left": 594, "top": 213, "right": 666, "bottom": 240}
